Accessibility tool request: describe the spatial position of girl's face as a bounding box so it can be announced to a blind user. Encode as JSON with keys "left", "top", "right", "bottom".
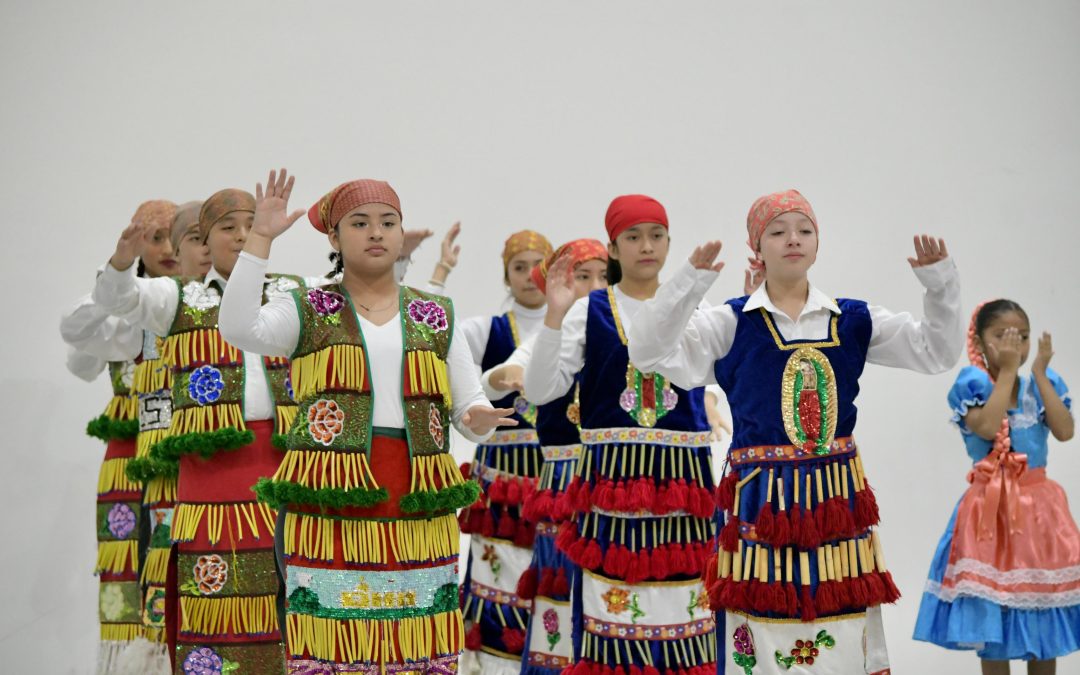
{"left": 977, "top": 310, "right": 1031, "bottom": 371}
{"left": 572, "top": 259, "right": 608, "bottom": 299}
{"left": 328, "top": 203, "right": 404, "bottom": 278}
{"left": 759, "top": 211, "right": 818, "bottom": 282}
{"left": 206, "top": 211, "right": 253, "bottom": 277}
{"left": 140, "top": 224, "right": 178, "bottom": 277}
{"left": 506, "top": 250, "right": 546, "bottom": 308}
{"left": 609, "top": 223, "right": 669, "bottom": 281}
{"left": 177, "top": 226, "right": 212, "bottom": 277}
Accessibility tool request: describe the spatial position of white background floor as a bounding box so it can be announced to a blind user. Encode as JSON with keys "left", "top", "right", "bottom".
{"left": 4, "top": 1, "right": 1079, "bottom": 672}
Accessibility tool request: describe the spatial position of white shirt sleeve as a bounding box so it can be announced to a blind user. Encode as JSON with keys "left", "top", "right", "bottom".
{"left": 59, "top": 293, "right": 144, "bottom": 361}
{"left": 627, "top": 261, "right": 738, "bottom": 390}
{"left": 523, "top": 297, "right": 590, "bottom": 405}
{"left": 66, "top": 346, "right": 107, "bottom": 382}
{"left": 91, "top": 263, "right": 179, "bottom": 336}
{"left": 480, "top": 337, "right": 534, "bottom": 399}
{"left": 218, "top": 252, "right": 300, "bottom": 358}
{"left": 448, "top": 323, "right": 495, "bottom": 443}
{"left": 866, "top": 257, "right": 963, "bottom": 374}
{"left": 458, "top": 315, "right": 492, "bottom": 367}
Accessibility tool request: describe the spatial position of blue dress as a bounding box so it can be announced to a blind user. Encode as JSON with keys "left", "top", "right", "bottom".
{"left": 913, "top": 366, "right": 1080, "bottom": 661}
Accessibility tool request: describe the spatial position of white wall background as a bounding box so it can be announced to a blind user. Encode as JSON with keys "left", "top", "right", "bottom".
{"left": 2, "top": 1, "right": 1078, "bottom": 672}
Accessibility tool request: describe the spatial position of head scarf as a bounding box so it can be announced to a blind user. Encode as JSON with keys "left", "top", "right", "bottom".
{"left": 501, "top": 230, "right": 553, "bottom": 271}
{"left": 198, "top": 189, "right": 255, "bottom": 241}
{"left": 745, "top": 189, "right": 818, "bottom": 271}
{"left": 132, "top": 200, "right": 177, "bottom": 234}
{"left": 308, "top": 180, "right": 401, "bottom": 233}
{"left": 170, "top": 201, "right": 203, "bottom": 250}
{"left": 530, "top": 238, "right": 608, "bottom": 293}
{"left": 604, "top": 194, "right": 668, "bottom": 242}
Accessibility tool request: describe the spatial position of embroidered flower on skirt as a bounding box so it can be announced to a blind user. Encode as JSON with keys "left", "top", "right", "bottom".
{"left": 307, "top": 288, "right": 345, "bottom": 324}
{"left": 182, "top": 646, "right": 238, "bottom": 675}
{"left": 188, "top": 365, "right": 225, "bottom": 405}
{"left": 732, "top": 623, "right": 757, "bottom": 674}
{"left": 192, "top": 554, "right": 229, "bottom": 595}
{"left": 107, "top": 503, "right": 137, "bottom": 539}
{"left": 407, "top": 298, "right": 449, "bottom": 332}
{"left": 308, "top": 399, "right": 345, "bottom": 446}
{"left": 543, "top": 608, "right": 561, "bottom": 649}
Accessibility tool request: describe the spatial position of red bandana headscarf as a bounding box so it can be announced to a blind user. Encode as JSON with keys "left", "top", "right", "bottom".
{"left": 604, "top": 194, "right": 668, "bottom": 242}
{"left": 309, "top": 180, "right": 402, "bottom": 233}
{"left": 530, "top": 238, "right": 608, "bottom": 293}
{"left": 745, "top": 189, "right": 818, "bottom": 271}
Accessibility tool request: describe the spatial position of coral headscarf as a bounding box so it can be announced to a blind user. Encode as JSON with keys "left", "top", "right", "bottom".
{"left": 745, "top": 189, "right": 817, "bottom": 271}
{"left": 308, "top": 180, "right": 401, "bottom": 233}
{"left": 530, "top": 238, "right": 608, "bottom": 293}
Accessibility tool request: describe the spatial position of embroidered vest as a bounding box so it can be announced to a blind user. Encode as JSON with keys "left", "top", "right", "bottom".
{"left": 87, "top": 360, "right": 139, "bottom": 442}
{"left": 257, "top": 284, "right": 476, "bottom": 515}
{"left": 479, "top": 312, "right": 536, "bottom": 428}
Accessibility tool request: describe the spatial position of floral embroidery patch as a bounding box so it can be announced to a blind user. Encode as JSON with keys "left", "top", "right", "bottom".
{"left": 264, "top": 276, "right": 299, "bottom": 300}
{"left": 775, "top": 630, "right": 836, "bottom": 669}
{"left": 188, "top": 365, "right": 225, "bottom": 405}
{"left": 307, "top": 287, "right": 345, "bottom": 325}
{"left": 182, "top": 646, "right": 238, "bottom": 675}
{"left": 99, "top": 583, "right": 138, "bottom": 621}
{"left": 482, "top": 544, "right": 502, "bottom": 581}
{"left": 308, "top": 399, "right": 345, "bottom": 446}
{"left": 181, "top": 281, "right": 220, "bottom": 325}
{"left": 143, "top": 585, "right": 166, "bottom": 627}
{"left": 543, "top": 608, "right": 561, "bottom": 650}
{"left": 428, "top": 403, "right": 445, "bottom": 449}
{"left": 180, "top": 554, "right": 229, "bottom": 596}
{"left": 732, "top": 622, "right": 757, "bottom": 673}
{"left": 407, "top": 298, "right": 449, "bottom": 333}
{"left": 106, "top": 503, "right": 137, "bottom": 539}
{"left": 602, "top": 586, "right": 645, "bottom": 623}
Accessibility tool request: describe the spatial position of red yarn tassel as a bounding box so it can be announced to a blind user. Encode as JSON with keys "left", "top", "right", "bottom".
{"left": 481, "top": 510, "right": 497, "bottom": 537}
{"left": 832, "top": 497, "right": 857, "bottom": 539}
{"left": 553, "top": 568, "right": 570, "bottom": 597}
{"left": 506, "top": 479, "right": 522, "bottom": 505}
{"left": 566, "top": 535, "right": 588, "bottom": 566}
{"left": 854, "top": 486, "right": 881, "bottom": 530}
{"left": 816, "top": 580, "right": 838, "bottom": 615}
{"left": 785, "top": 583, "right": 800, "bottom": 617}
{"left": 501, "top": 627, "right": 526, "bottom": 654}
{"left": 537, "top": 569, "right": 555, "bottom": 597}
{"left": 552, "top": 491, "right": 575, "bottom": 522}
{"left": 719, "top": 517, "right": 740, "bottom": 552}
{"left": 708, "top": 575, "right": 728, "bottom": 610}
{"left": 794, "top": 505, "right": 821, "bottom": 550}
{"left": 669, "top": 543, "right": 689, "bottom": 575}
{"left": 637, "top": 548, "right": 653, "bottom": 581}
{"left": 593, "top": 480, "right": 616, "bottom": 511}
{"left": 517, "top": 567, "right": 538, "bottom": 600}
{"left": 555, "top": 521, "right": 578, "bottom": 553}
{"left": 864, "top": 570, "right": 886, "bottom": 606}
{"left": 651, "top": 544, "right": 671, "bottom": 580}
{"left": 769, "top": 509, "right": 791, "bottom": 548}
{"left": 497, "top": 510, "right": 517, "bottom": 538}
{"left": 465, "top": 623, "right": 482, "bottom": 651}
{"left": 655, "top": 485, "right": 672, "bottom": 515}
{"left": 489, "top": 478, "right": 507, "bottom": 504}
{"left": 603, "top": 544, "right": 627, "bottom": 578}
{"left": 833, "top": 576, "right": 852, "bottom": 611}
{"left": 716, "top": 471, "right": 739, "bottom": 511}
{"left": 849, "top": 576, "right": 870, "bottom": 608}
{"left": 612, "top": 481, "right": 630, "bottom": 512}
{"left": 643, "top": 665, "right": 661, "bottom": 675}
{"left": 580, "top": 540, "right": 603, "bottom": 570}
{"left": 514, "top": 521, "right": 536, "bottom": 548}
{"left": 625, "top": 550, "right": 646, "bottom": 584}
{"left": 630, "top": 479, "right": 656, "bottom": 512}
{"left": 880, "top": 570, "right": 902, "bottom": 604}
{"left": 799, "top": 585, "right": 818, "bottom": 622}
{"left": 755, "top": 506, "right": 775, "bottom": 542}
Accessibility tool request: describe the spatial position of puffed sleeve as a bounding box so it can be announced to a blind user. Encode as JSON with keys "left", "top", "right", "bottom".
{"left": 948, "top": 366, "right": 994, "bottom": 433}
{"left": 1037, "top": 368, "right": 1072, "bottom": 418}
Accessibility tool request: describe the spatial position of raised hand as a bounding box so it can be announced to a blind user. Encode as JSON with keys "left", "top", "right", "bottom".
{"left": 907, "top": 235, "right": 949, "bottom": 268}
{"left": 543, "top": 251, "right": 576, "bottom": 323}
{"left": 402, "top": 228, "right": 435, "bottom": 258}
{"left": 689, "top": 241, "right": 725, "bottom": 272}
{"left": 252, "top": 168, "right": 305, "bottom": 241}
{"left": 110, "top": 219, "right": 152, "bottom": 271}
{"left": 463, "top": 405, "right": 518, "bottom": 435}
{"left": 439, "top": 222, "right": 462, "bottom": 268}
{"left": 743, "top": 267, "right": 763, "bottom": 296}
{"left": 489, "top": 364, "right": 525, "bottom": 393}
{"left": 1032, "top": 331, "right": 1053, "bottom": 376}
{"left": 987, "top": 326, "right": 1023, "bottom": 374}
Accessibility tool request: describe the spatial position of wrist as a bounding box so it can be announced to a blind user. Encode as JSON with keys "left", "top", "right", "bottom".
{"left": 109, "top": 254, "right": 135, "bottom": 271}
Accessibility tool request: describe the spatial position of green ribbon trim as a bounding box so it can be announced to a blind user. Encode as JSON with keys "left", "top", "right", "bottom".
{"left": 149, "top": 428, "right": 255, "bottom": 463}
{"left": 372, "top": 426, "right": 407, "bottom": 440}
{"left": 86, "top": 414, "right": 139, "bottom": 442}
{"left": 253, "top": 478, "right": 390, "bottom": 511}
{"left": 287, "top": 583, "right": 458, "bottom": 621}
{"left": 399, "top": 480, "right": 480, "bottom": 516}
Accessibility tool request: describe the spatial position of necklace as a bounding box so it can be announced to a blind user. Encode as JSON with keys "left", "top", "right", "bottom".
{"left": 356, "top": 297, "right": 397, "bottom": 313}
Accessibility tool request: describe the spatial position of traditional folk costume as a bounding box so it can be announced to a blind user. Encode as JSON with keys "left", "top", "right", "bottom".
{"left": 93, "top": 190, "right": 305, "bottom": 673}
{"left": 525, "top": 197, "right": 719, "bottom": 675}
{"left": 218, "top": 179, "right": 493, "bottom": 674}
{"left": 913, "top": 304, "right": 1080, "bottom": 660}
{"left": 628, "top": 190, "right": 963, "bottom": 674}
{"left": 458, "top": 230, "right": 553, "bottom": 675}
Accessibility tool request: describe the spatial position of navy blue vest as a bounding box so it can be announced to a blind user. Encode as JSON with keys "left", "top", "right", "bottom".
{"left": 714, "top": 297, "right": 872, "bottom": 449}
{"left": 535, "top": 376, "right": 581, "bottom": 447}
{"left": 580, "top": 288, "right": 707, "bottom": 432}
{"left": 479, "top": 312, "right": 534, "bottom": 430}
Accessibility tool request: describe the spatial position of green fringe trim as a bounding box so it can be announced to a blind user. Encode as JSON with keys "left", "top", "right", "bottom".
{"left": 252, "top": 478, "right": 390, "bottom": 511}
{"left": 149, "top": 428, "right": 255, "bottom": 463}
{"left": 86, "top": 414, "right": 139, "bottom": 442}
{"left": 271, "top": 434, "right": 289, "bottom": 450}
{"left": 125, "top": 456, "right": 179, "bottom": 483}
{"left": 399, "top": 480, "right": 481, "bottom": 516}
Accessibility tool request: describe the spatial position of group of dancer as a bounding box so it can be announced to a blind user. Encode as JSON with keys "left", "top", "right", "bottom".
{"left": 60, "top": 169, "right": 1078, "bottom": 675}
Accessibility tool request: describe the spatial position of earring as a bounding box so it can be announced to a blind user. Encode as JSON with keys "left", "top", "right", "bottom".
{"left": 980, "top": 352, "right": 989, "bottom": 368}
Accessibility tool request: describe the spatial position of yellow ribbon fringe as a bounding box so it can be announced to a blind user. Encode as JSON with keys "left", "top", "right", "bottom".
{"left": 409, "top": 453, "right": 464, "bottom": 493}
{"left": 277, "top": 404, "right": 298, "bottom": 435}
{"left": 169, "top": 403, "right": 246, "bottom": 435}
{"left": 291, "top": 344, "right": 367, "bottom": 402}
{"left": 104, "top": 395, "right": 138, "bottom": 422}
{"left": 144, "top": 626, "right": 167, "bottom": 644}
{"left": 100, "top": 623, "right": 142, "bottom": 642}
{"left": 406, "top": 350, "right": 452, "bottom": 407}
{"left": 287, "top": 610, "right": 463, "bottom": 664}
{"left": 283, "top": 512, "right": 459, "bottom": 565}
{"left": 162, "top": 329, "right": 240, "bottom": 370}
{"left": 96, "top": 540, "right": 139, "bottom": 575}
{"left": 273, "top": 449, "right": 381, "bottom": 491}
{"left": 179, "top": 594, "right": 278, "bottom": 636}
{"left": 142, "top": 476, "right": 177, "bottom": 506}
{"left": 98, "top": 458, "right": 141, "bottom": 496}
{"left": 141, "top": 547, "right": 171, "bottom": 585}
{"left": 133, "top": 359, "right": 170, "bottom": 395}
{"left": 173, "top": 502, "right": 276, "bottom": 545}
{"left": 137, "top": 427, "right": 170, "bottom": 460}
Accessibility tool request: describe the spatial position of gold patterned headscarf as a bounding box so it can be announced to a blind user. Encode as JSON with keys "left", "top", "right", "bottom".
{"left": 501, "top": 230, "right": 553, "bottom": 271}
{"left": 198, "top": 189, "right": 255, "bottom": 241}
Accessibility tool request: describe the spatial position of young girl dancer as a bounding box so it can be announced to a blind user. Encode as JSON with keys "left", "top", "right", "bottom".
{"left": 627, "top": 189, "right": 963, "bottom": 674}
{"left": 914, "top": 299, "right": 1078, "bottom": 674}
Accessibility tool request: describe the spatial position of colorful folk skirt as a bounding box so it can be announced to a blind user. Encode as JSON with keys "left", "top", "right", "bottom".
{"left": 459, "top": 428, "right": 545, "bottom": 675}
{"left": 914, "top": 460, "right": 1080, "bottom": 661}
{"left": 706, "top": 437, "right": 895, "bottom": 675}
